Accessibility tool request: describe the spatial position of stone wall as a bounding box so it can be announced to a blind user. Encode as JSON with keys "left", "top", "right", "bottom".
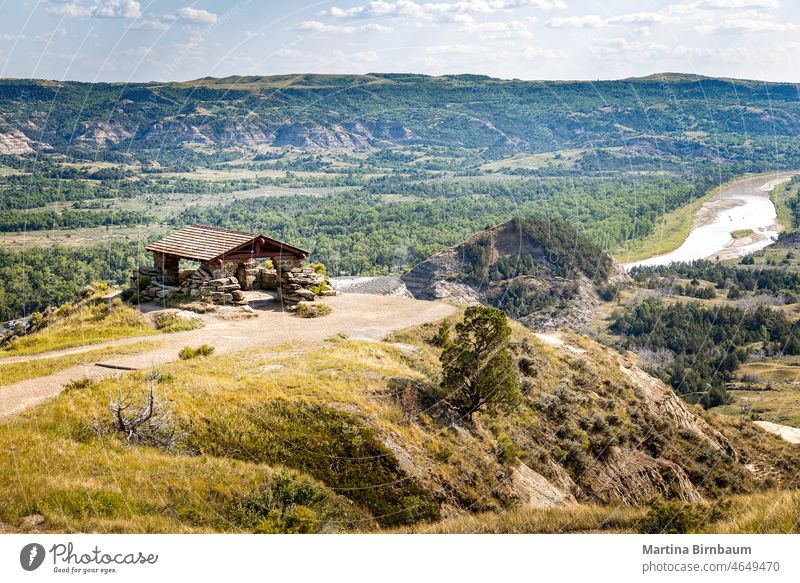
{"left": 275, "top": 258, "right": 336, "bottom": 303}
{"left": 132, "top": 257, "right": 336, "bottom": 306}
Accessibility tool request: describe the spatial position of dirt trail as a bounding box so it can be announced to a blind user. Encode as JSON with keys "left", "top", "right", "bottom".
{"left": 0, "top": 294, "right": 456, "bottom": 419}
{"left": 534, "top": 332, "right": 585, "bottom": 354}
{"left": 754, "top": 421, "right": 800, "bottom": 445}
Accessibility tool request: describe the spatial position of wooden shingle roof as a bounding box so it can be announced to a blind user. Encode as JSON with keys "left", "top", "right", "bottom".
{"left": 146, "top": 224, "right": 308, "bottom": 262}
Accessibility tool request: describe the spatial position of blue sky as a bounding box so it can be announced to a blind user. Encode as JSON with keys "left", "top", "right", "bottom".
{"left": 0, "top": 0, "right": 798, "bottom": 82}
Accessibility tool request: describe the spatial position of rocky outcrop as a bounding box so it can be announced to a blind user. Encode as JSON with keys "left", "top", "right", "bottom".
{"left": 581, "top": 447, "right": 702, "bottom": 504}
{"left": 619, "top": 361, "right": 735, "bottom": 457}
{"left": 75, "top": 122, "right": 134, "bottom": 147}
{"left": 132, "top": 118, "right": 412, "bottom": 150}
{"left": 0, "top": 123, "right": 39, "bottom": 155}
{"left": 484, "top": 331, "right": 748, "bottom": 509}
{"left": 139, "top": 120, "right": 217, "bottom": 146}
{"left": 216, "top": 122, "right": 275, "bottom": 146}
{"left": 510, "top": 463, "right": 577, "bottom": 508}
{"left": 272, "top": 120, "right": 412, "bottom": 149}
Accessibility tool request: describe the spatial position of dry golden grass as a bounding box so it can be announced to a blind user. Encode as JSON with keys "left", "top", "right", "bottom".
{"left": 709, "top": 491, "right": 800, "bottom": 533}
{"left": 479, "top": 149, "right": 586, "bottom": 172}
{"left": 0, "top": 336, "right": 434, "bottom": 532}
{"left": 0, "top": 420, "right": 290, "bottom": 533}
{"left": 389, "top": 491, "right": 800, "bottom": 534}
{"left": 0, "top": 299, "right": 157, "bottom": 357}
{"left": 0, "top": 340, "right": 161, "bottom": 387}
{"left": 388, "top": 504, "right": 646, "bottom": 534}
{"left": 715, "top": 387, "right": 800, "bottom": 428}
{"left": 0, "top": 339, "right": 398, "bottom": 533}
{"left": 738, "top": 359, "right": 800, "bottom": 383}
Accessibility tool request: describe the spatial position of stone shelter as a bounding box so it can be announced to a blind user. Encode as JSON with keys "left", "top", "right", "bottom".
{"left": 134, "top": 225, "right": 335, "bottom": 304}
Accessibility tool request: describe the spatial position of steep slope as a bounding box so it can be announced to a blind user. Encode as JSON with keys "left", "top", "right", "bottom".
{"left": 403, "top": 218, "right": 627, "bottom": 331}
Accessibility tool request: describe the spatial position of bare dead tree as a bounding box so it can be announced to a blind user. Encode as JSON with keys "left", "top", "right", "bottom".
{"left": 108, "top": 376, "right": 181, "bottom": 450}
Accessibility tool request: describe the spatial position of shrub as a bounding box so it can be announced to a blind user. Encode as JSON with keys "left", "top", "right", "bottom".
{"left": 641, "top": 498, "right": 732, "bottom": 534}
{"left": 178, "top": 344, "right": 215, "bottom": 360}
{"left": 64, "top": 377, "right": 95, "bottom": 393}
{"left": 308, "top": 262, "right": 327, "bottom": 275}
{"left": 153, "top": 312, "right": 204, "bottom": 333}
{"left": 598, "top": 284, "right": 620, "bottom": 301}
{"left": 310, "top": 282, "right": 331, "bottom": 295}
{"left": 28, "top": 311, "right": 48, "bottom": 332}
{"left": 294, "top": 302, "right": 332, "bottom": 318}
{"left": 497, "top": 432, "right": 527, "bottom": 464}
{"left": 233, "top": 471, "right": 329, "bottom": 534}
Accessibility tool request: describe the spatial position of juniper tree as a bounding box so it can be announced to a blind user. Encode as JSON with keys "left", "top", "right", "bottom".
{"left": 440, "top": 306, "right": 520, "bottom": 420}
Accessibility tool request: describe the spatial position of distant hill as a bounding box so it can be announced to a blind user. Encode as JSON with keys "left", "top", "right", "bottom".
{"left": 403, "top": 218, "right": 626, "bottom": 331}
{"left": 1, "top": 72, "right": 800, "bottom": 154}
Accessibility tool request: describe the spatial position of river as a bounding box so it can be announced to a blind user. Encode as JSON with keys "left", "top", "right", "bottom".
{"left": 623, "top": 173, "right": 795, "bottom": 269}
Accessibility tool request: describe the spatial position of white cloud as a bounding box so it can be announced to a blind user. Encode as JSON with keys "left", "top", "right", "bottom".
{"left": 546, "top": 15, "right": 607, "bottom": 28}
{"left": 461, "top": 20, "right": 533, "bottom": 39}
{"left": 695, "top": 0, "right": 780, "bottom": 9}
{"left": 94, "top": 0, "right": 140, "bottom": 18}
{"left": 48, "top": 3, "right": 93, "bottom": 18}
{"left": 607, "top": 12, "right": 668, "bottom": 25}
{"left": 349, "top": 50, "right": 381, "bottom": 63}
{"left": 122, "top": 45, "right": 152, "bottom": 56}
{"left": 0, "top": 28, "right": 67, "bottom": 42}
{"left": 691, "top": 10, "right": 795, "bottom": 33}
{"left": 590, "top": 36, "right": 758, "bottom": 64}
{"left": 294, "top": 20, "right": 393, "bottom": 33}
{"left": 425, "top": 43, "right": 490, "bottom": 55}
{"left": 127, "top": 18, "right": 169, "bottom": 30}
{"left": 546, "top": 11, "right": 671, "bottom": 29}
{"left": 48, "top": 0, "right": 141, "bottom": 19}
{"left": 523, "top": 45, "right": 567, "bottom": 59}
{"left": 695, "top": 17, "right": 795, "bottom": 33}
{"left": 127, "top": 7, "right": 221, "bottom": 31}
{"left": 174, "top": 7, "right": 218, "bottom": 24}
{"left": 274, "top": 47, "right": 307, "bottom": 58}
{"left": 324, "top": 0, "right": 566, "bottom": 22}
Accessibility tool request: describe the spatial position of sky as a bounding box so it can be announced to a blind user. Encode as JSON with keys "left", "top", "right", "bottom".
{"left": 0, "top": 0, "right": 799, "bottom": 83}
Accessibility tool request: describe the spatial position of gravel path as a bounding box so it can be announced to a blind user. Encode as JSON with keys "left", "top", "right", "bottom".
{"left": 0, "top": 294, "right": 456, "bottom": 419}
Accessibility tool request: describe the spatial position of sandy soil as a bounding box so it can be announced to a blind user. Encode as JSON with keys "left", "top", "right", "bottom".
{"left": 0, "top": 294, "right": 456, "bottom": 419}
